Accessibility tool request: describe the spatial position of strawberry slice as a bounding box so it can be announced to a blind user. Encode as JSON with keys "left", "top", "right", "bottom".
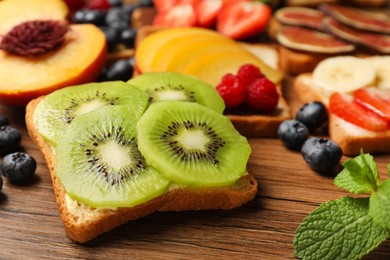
{"left": 216, "top": 1, "right": 271, "bottom": 40}
{"left": 329, "top": 92, "right": 388, "bottom": 131}
{"left": 153, "top": 0, "right": 200, "bottom": 12}
{"left": 194, "top": 0, "right": 222, "bottom": 28}
{"left": 153, "top": 4, "right": 197, "bottom": 27}
{"left": 354, "top": 88, "right": 390, "bottom": 121}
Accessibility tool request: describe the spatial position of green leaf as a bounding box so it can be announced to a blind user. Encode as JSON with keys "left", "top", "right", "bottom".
{"left": 294, "top": 197, "right": 389, "bottom": 260}
{"left": 369, "top": 178, "right": 390, "bottom": 230}
{"left": 334, "top": 152, "right": 380, "bottom": 194}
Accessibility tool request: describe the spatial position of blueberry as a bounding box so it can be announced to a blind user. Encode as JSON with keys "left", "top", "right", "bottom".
{"left": 73, "top": 9, "right": 107, "bottom": 26}
{"left": 106, "top": 7, "right": 130, "bottom": 31}
{"left": 1, "top": 152, "right": 36, "bottom": 183}
{"left": 109, "top": 0, "right": 122, "bottom": 7}
{"left": 296, "top": 102, "right": 328, "bottom": 132}
{"left": 105, "top": 59, "right": 134, "bottom": 81}
{"left": 0, "top": 125, "right": 21, "bottom": 156}
{"left": 301, "top": 137, "right": 342, "bottom": 174}
{"left": 100, "top": 26, "right": 119, "bottom": 51}
{"left": 0, "top": 115, "right": 8, "bottom": 126}
{"left": 278, "top": 120, "right": 309, "bottom": 151}
{"left": 119, "top": 28, "right": 137, "bottom": 48}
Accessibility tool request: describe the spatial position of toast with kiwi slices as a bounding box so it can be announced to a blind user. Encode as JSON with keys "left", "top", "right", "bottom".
{"left": 25, "top": 79, "right": 258, "bottom": 243}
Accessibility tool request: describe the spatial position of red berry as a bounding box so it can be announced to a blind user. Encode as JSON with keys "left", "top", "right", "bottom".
{"left": 85, "top": 0, "right": 110, "bottom": 10}
{"left": 237, "top": 64, "right": 264, "bottom": 87}
{"left": 245, "top": 77, "right": 279, "bottom": 111}
{"left": 216, "top": 73, "right": 245, "bottom": 108}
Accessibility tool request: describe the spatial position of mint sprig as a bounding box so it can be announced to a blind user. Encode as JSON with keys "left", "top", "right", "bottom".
{"left": 294, "top": 152, "right": 390, "bottom": 259}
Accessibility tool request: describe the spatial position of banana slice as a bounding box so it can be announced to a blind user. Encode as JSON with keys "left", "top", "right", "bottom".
{"left": 366, "top": 56, "right": 390, "bottom": 90}
{"left": 313, "top": 56, "right": 376, "bottom": 94}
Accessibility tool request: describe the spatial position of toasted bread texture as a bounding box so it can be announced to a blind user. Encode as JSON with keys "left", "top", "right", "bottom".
{"left": 25, "top": 97, "right": 258, "bottom": 243}
{"left": 293, "top": 73, "right": 390, "bottom": 155}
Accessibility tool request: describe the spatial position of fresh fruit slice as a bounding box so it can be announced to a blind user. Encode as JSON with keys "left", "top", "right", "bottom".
{"left": 0, "top": 0, "right": 68, "bottom": 35}
{"left": 127, "top": 72, "right": 225, "bottom": 113}
{"left": 312, "top": 56, "right": 376, "bottom": 93}
{"left": 56, "top": 105, "right": 171, "bottom": 208}
{"left": 0, "top": 24, "right": 107, "bottom": 106}
{"left": 137, "top": 101, "right": 251, "bottom": 187}
{"left": 320, "top": 4, "right": 390, "bottom": 34}
{"left": 353, "top": 88, "right": 390, "bottom": 121}
{"left": 135, "top": 27, "right": 221, "bottom": 73}
{"left": 217, "top": 1, "right": 271, "bottom": 40}
{"left": 194, "top": 0, "right": 222, "bottom": 28}
{"left": 153, "top": 4, "right": 197, "bottom": 27}
{"left": 329, "top": 92, "right": 388, "bottom": 131}
{"left": 276, "top": 26, "right": 355, "bottom": 53}
{"left": 165, "top": 37, "right": 243, "bottom": 73}
{"left": 34, "top": 81, "right": 148, "bottom": 146}
{"left": 274, "top": 7, "right": 326, "bottom": 31}
{"left": 366, "top": 56, "right": 390, "bottom": 89}
{"left": 183, "top": 51, "right": 282, "bottom": 86}
{"left": 323, "top": 17, "right": 390, "bottom": 54}
{"left": 153, "top": 0, "right": 199, "bottom": 12}
{"left": 150, "top": 33, "right": 233, "bottom": 72}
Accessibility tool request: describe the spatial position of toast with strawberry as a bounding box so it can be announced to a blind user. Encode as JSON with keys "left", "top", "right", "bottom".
{"left": 294, "top": 56, "right": 390, "bottom": 155}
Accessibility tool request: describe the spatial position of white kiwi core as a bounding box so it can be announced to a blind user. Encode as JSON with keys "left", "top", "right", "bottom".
{"left": 74, "top": 99, "right": 107, "bottom": 116}
{"left": 176, "top": 129, "right": 210, "bottom": 152}
{"left": 99, "top": 140, "right": 132, "bottom": 171}
{"left": 156, "top": 90, "right": 187, "bottom": 101}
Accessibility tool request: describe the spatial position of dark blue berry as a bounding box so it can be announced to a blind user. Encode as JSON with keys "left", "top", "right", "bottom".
{"left": 1, "top": 152, "right": 36, "bottom": 183}
{"left": 106, "top": 7, "right": 130, "bottom": 31}
{"left": 105, "top": 59, "right": 134, "bottom": 81}
{"left": 119, "top": 28, "right": 137, "bottom": 48}
{"left": 109, "top": 0, "right": 122, "bottom": 7}
{"left": 296, "top": 102, "right": 328, "bottom": 132}
{"left": 0, "top": 125, "right": 21, "bottom": 155}
{"left": 301, "top": 137, "right": 342, "bottom": 174}
{"left": 278, "top": 120, "right": 309, "bottom": 151}
{"left": 100, "top": 26, "right": 118, "bottom": 51}
{"left": 0, "top": 115, "right": 8, "bottom": 126}
{"left": 73, "top": 9, "right": 107, "bottom": 26}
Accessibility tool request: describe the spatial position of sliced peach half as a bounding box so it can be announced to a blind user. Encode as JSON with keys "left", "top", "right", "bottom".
{"left": 0, "top": 0, "right": 68, "bottom": 34}
{"left": 165, "top": 38, "right": 249, "bottom": 73}
{"left": 183, "top": 51, "right": 283, "bottom": 86}
{"left": 135, "top": 27, "right": 226, "bottom": 73}
{"left": 0, "top": 24, "right": 107, "bottom": 106}
{"left": 150, "top": 34, "right": 236, "bottom": 72}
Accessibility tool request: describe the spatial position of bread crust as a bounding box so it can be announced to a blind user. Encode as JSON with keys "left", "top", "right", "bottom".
{"left": 25, "top": 97, "right": 258, "bottom": 243}
{"left": 293, "top": 73, "right": 390, "bottom": 155}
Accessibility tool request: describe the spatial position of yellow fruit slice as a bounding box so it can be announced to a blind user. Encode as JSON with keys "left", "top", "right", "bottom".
{"left": 183, "top": 51, "right": 283, "bottom": 86}
{"left": 165, "top": 38, "right": 246, "bottom": 73}
{"left": 150, "top": 34, "right": 235, "bottom": 72}
{"left": 0, "top": 0, "right": 68, "bottom": 34}
{"left": 135, "top": 27, "right": 223, "bottom": 73}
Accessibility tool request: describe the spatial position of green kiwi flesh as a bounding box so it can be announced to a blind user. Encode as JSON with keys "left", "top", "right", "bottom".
{"left": 34, "top": 81, "right": 148, "bottom": 147}
{"left": 55, "top": 105, "right": 170, "bottom": 208}
{"left": 137, "top": 101, "right": 251, "bottom": 187}
{"left": 127, "top": 72, "right": 225, "bottom": 114}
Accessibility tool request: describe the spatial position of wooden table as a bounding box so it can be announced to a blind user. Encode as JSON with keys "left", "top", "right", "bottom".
{"left": 1, "top": 81, "right": 390, "bottom": 260}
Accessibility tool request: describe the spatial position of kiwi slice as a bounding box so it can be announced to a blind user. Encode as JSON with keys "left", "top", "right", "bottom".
{"left": 127, "top": 72, "right": 225, "bottom": 114}
{"left": 55, "top": 105, "right": 171, "bottom": 208}
{"left": 34, "top": 81, "right": 148, "bottom": 146}
{"left": 137, "top": 101, "right": 251, "bottom": 187}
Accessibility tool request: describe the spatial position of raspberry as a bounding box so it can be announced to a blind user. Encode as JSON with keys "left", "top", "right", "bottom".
{"left": 245, "top": 77, "right": 279, "bottom": 112}
{"left": 216, "top": 73, "right": 245, "bottom": 108}
{"left": 85, "top": 0, "right": 111, "bottom": 10}
{"left": 237, "top": 64, "right": 264, "bottom": 87}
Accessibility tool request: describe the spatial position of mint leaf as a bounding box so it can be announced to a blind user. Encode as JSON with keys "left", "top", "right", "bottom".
{"left": 294, "top": 197, "right": 389, "bottom": 260}
{"left": 334, "top": 153, "right": 380, "bottom": 194}
{"left": 369, "top": 178, "right": 390, "bottom": 230}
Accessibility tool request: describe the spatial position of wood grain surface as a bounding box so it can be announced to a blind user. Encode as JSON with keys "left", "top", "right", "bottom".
{"left": 1, "top": 80, "right": 390, "bottom": 260}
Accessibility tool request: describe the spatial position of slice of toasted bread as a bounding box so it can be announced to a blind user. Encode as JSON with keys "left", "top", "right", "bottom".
{"left": 134, "top": 26, "right": 291, "bottom": 138}
{"left": 293, "top": 73, "right": 390, "bottom": 155}
{"left": 25, "top": 97, "right": 258, "bottom": 243}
